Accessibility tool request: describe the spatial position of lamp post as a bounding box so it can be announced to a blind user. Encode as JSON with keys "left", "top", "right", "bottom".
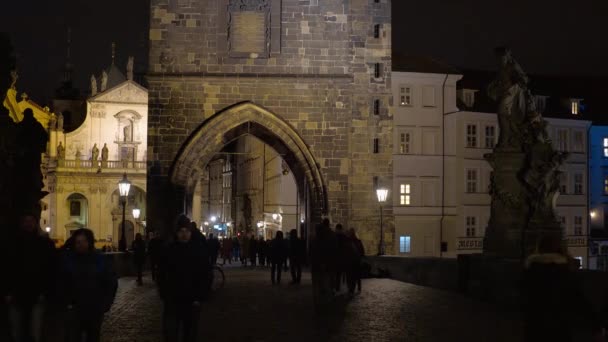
{"left": 376, "top": 188, "right": 389, "bottom": 256}
{"left": 132, "top": 208, "right": 141, "bottom": 235}
{"left": 118, "top": 173, "right": 131, "bottom": 251}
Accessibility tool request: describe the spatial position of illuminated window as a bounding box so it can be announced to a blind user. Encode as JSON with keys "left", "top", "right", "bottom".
{"left": 604, "top": 176, "right": 608, "bottom": 195}
{"left": 603, "top": 138, "right": 608, "bottom": 157}
{"left": 373, "top": 24, "right": 381, "bottom": 38}
{"left": 399, "top": 236, "right": 411, "bottom": 253}
{"left": 571, "top": 100, "right": 579, "bottom": 115}
{"left": 574, "top": 173, "right": 583, "bottom": 195}
{"left": 399, "top": 132, "right": 411, "bottom": 154}
{"left": 574, "top": 216, "right": 583, "bottom": 236}
{"left": 466, "top": 216, "right": 477, "bottom": 237}
{"left": 400, "top": 184, "right": 411, "bottom": 206}
{"left": 466, "top": 169, "right": 478, "bottom": 193}
{"left": 466, "top": 124, "right": 477, "bottom": 148}
{"left": 400, "top": 86, "right": 412, "bottom": 106}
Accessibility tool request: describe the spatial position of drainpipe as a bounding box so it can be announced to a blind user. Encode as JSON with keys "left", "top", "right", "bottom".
{"left": 440, "top": 74, "right": 449, "bottom": 258}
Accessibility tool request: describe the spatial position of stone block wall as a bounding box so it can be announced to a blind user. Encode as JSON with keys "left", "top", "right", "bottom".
{"left": 147, "top": 0, "right": 392, "bottom": 254}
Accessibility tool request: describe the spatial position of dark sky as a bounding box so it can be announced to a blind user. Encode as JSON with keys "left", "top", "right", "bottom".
{"left": 1, "top": 0, "right": 607, "bottom": 103}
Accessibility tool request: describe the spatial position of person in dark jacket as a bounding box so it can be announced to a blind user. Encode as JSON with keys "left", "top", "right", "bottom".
{"left": 4, "top": 213, "right": 56, "bottom": 342}
{"left": 232, "top": 236, "right": 240, "bottom": 262}
{"left": 59, "top": 228, "right": 117, "bottom": 342}
{"left": 159, "top": 223, "right": 210, "bottom": 342}
{"left": 270, "top": 231, "right": 288, "bottom": 285}
{"left": 148, "top": 231, "right": 163, "bottom": 282}
{"left": 523, "top": 234, "right": 602, "bottom": 342}
{"left": 347, "top": 228, "right": 365, "bottom": 293}
{"left": 311, "top": 220, "right": 338, "bottom": 310}
{"left": 288, "top": 229, "right": 305, "bottom": 285}
{"left": 249, "top": 235, "right": 258, "bottom": 267}
{"left": 132, "top": 233, "right": 146, "bottom": 285}
{"left": 208, "top": 233, "right": 220, "bottom": 265}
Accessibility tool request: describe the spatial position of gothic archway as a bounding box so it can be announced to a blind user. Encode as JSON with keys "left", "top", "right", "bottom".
{"left": 169, "top": 101, "right": 328, "bottom": 233}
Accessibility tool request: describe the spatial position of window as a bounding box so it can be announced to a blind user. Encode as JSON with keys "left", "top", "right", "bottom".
{"left": 399, "top": 236, "right": 411, "bottom": 253}
{"left": 557, "top": 129, "right": 568, "bottom": 151}
{"left": 485, "top": 125, "right": 496, "bottom": 148}
{"left": 559, "top": 172, "right": 568, "bottom": 194}
{"left": 603, "top": 138, "right": 608, "bottom": 157}
{"left": 70, "top": 201, "right": 81, "bottom": 217}
{"left": 466, "top": 124, "right": 477, "bottom": 148}
{"left": 466, "top": 216, "right": 477, "bottom": 237}
{"left": 399, "top": 132, "right": 411, "bottom": 154}
{"left": 373, "top": 24, "right": 380, "bottom": 38}
{"left": 466, "top": 169, "right": 478, "bottom": 193}
{"left": 574, "top": 216, "right": 583, "bottom": 236}
{"left": 374, "top": 63, "right": 381, "bottom": 78}
{"left": 573, "top": 131, "right": 583, "bottom": 152}
{"left": 574, "top": 173, "right": 583, "bottom": 195}
{"left": 373, "top": 138, "right": 379, "bottom": 154}
{"left": 604, "top": 176, "right": 608, "bottom": 195}
{"left": 373, "top": 99, "right": 380, "bottom": 115}
{"left": 400, "top": 184, "right": 411, "bottom": 206}
{"left": 399, "top": 86, "right": 412, "bottom": 106}
{"left": 571, "top": 100, "right": 579, "bottom": 115}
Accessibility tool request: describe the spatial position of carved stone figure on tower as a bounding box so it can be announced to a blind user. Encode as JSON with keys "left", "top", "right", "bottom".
{"left": 101, "top": 143, "right": 109, "bottom": 161}
{"left": 91, "top": 75, "right": 98, "bottom": 96}
{"left": 92, "top": 143, "right": 99, "bottom": 162}
{"left": 101, "top": 70, "right": 108, "bottom": 92}
{"left": 57, "top": 141, "right": 65, "bottom": 160}
{"left": 57, "top": 113, "right": 64, "bottom": 131}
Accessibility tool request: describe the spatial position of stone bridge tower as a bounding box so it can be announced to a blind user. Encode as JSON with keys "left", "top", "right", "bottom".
{"left": 147, "top": 0, "right": 393, "bottom": 254}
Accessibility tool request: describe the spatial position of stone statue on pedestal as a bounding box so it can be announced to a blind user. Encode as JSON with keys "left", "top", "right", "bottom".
{"left": 101, "top": 143, "right": 109, "bottom": 161}
{"left": 91, "top": 75, "right": 98, "bottom": 96}
{"left": 57, "top": 141, "right": 65, "bottom": 160}
{"left": 100, "top": 71, "right": 108, "bottom": 92}
{"left": 57, "top": 113, "right": 64, "bottom": 131}
{"left": 91, "top": 143, "right": 99, "bottom": 164}
{"left": 484, "top": 48, "right": 564, "bottom": 259}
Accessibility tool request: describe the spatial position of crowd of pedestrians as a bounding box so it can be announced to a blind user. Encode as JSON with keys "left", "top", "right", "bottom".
{"left": 1, "top": 213, "right": 117, "bottom": 342}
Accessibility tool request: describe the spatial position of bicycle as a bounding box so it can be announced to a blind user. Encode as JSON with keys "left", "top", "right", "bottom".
{"left": 210, "top": 264, "right": 225, "bottom": 291}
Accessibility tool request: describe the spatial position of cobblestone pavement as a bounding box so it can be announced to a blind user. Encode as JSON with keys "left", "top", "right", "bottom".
{"left": 95, "top": 265, "right": 525, "bottom": 342}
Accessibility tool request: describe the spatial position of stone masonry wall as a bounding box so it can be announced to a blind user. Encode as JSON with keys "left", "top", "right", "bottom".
{"left": 147, "top": 0, "right": 392, "bottom": 254}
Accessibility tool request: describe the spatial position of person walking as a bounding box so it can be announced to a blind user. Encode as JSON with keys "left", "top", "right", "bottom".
{"left": 288, "top": 229, "right": 305, "bottom": 285}
{"left": 347, "top": 228, "right": 365, "bottom": 293}
{"left": 258, "top": 237, "right": 267, "bottom": 267}
{"left": 232, "top": 236, "right": 240, "bottom": 262}
{"left": 222, "top": 237, "right": 233, "bottom": 265}
{"left": 59, "top": 228, "right": 117, "bottom": 342}
{"left": 249, "top": 234, "right": 258, "bottom": 267}
{"left": 241, "top": 234, "right": 250, "bottom": 267}
{"left": 208, "top": 234, "right": 220, "bottom": 265}
{"left": 159, "top": 223, "right": 210, "bottom": 342}
{"left": 4, "top": 213, "right": 56, "bottom": 342}
{"left": 148, "top": 231, "right": 163, "bottom": 282}
{"left": 132, "top": 233, "right": 146, "bottom": 285}
{"left": 270, "top": 231, "right": 288, "bottom": 285}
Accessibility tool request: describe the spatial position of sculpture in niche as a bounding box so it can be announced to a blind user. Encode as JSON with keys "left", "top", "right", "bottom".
{"left": 123, "top": 122, "right": 133, "bottom": 142}
{"left": 483, "top": 47, "right": 565, "bottom": 259}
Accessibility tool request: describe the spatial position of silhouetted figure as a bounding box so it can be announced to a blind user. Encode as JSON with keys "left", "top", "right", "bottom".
{"left": 132, "top": 233, "right": 146, "bottom": 285}
{"left": 4, "top": 213, "right": 56, "bottom": 342}
{"left": 240, "top": 234, "right": 249, "bottom": 266}
{"left": 334, "top": 223, "right": 349, "bottom": 292}
{"left": 221, "top": 237, "right": 232, "bottom": 265}
{"left": 59, "top": 228, "right": 117, "bottom": 342}
{"left": 522, "top": 234, "right": 601, "bottom": 342}
{"left": 208, "top": 234, "right": 220, "bottom": 265}
{"left": 348, "top": 228, "right": 365, "bottom": 293}
{"left": 270, "top": 231, "right": 288, "bottom": 285}
{"left": 258, "top": 237, "right": 267, "bottom": 267}
{"left": 148, "top": 231, "right": 163, "bottom": 282}
{"left": 159, "top": 224, "right": 209, "bottom": 342}
{"left": 232, "top": 237, "right": 240, "bottom": 262}
{"left": 311, "top": 220, "right": 338, "bottom": 309}
{"left": 289, "top": 229, "right": 305, "bottom": 285}
{"left": 249, "top": 235, "right": 258, "bottom": 267}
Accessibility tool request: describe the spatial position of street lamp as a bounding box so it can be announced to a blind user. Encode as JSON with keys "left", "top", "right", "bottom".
{"left": 45, "top": 226, "right": 51, "bottom": 233}
{"left": 211, "top": 216, "right": 217, "bottom": 223}
{"left": 132, "top": 208, "right": 141, "bottom": 220}
{"left": 376, "top": 188, "right": 389, "bottom": 256}
{"left": 118, "top": 173, "right": 131, "bottom": 251}
{"left": 272, "top": 213, "right": 278, "bottom": 220}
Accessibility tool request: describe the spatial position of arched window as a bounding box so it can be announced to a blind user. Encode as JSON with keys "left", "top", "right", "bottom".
{"left": 67, "top": 193, "right": 88, "bottom": 227}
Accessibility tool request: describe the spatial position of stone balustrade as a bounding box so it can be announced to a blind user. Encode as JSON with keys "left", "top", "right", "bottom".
{"left": 54, "top": 159, "right": 147, "bottom": 172}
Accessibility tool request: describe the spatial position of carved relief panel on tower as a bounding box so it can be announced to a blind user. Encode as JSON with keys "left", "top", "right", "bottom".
{"left": 219, "top": 0, "right": 281, "bottom": 58}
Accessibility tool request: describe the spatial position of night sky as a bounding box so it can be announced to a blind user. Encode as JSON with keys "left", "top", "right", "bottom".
{"left": 1, "top": 0, "right": 606, "bottom": 103}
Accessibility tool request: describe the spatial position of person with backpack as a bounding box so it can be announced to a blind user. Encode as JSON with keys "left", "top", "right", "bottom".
{"left": 4, "top": 213, "right": 56, "bottom": 342}
{"left": 59, "top": 228, "right": 117, "bottom": 342}
{"left": 159, "top": 222, "right": 210, "bottom": 342}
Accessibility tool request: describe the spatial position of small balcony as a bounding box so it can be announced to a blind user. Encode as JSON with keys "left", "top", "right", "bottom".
{"left": 51, "top": 159, "right": 147, "bottom": 174}
{"left": 457, "top": 237, "right": 484, "bottom": 251}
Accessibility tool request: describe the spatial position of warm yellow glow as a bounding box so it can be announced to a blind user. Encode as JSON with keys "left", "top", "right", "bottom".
{"left": 376, "top": 188, "right": 388, "bottom": 202}
{"left": 590, "top": 211, "right": 597, "bottom": 219}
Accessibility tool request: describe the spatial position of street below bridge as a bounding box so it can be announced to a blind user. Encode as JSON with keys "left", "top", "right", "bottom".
{"left": 94, "top": 265, "right": 526, "bottom": 342}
